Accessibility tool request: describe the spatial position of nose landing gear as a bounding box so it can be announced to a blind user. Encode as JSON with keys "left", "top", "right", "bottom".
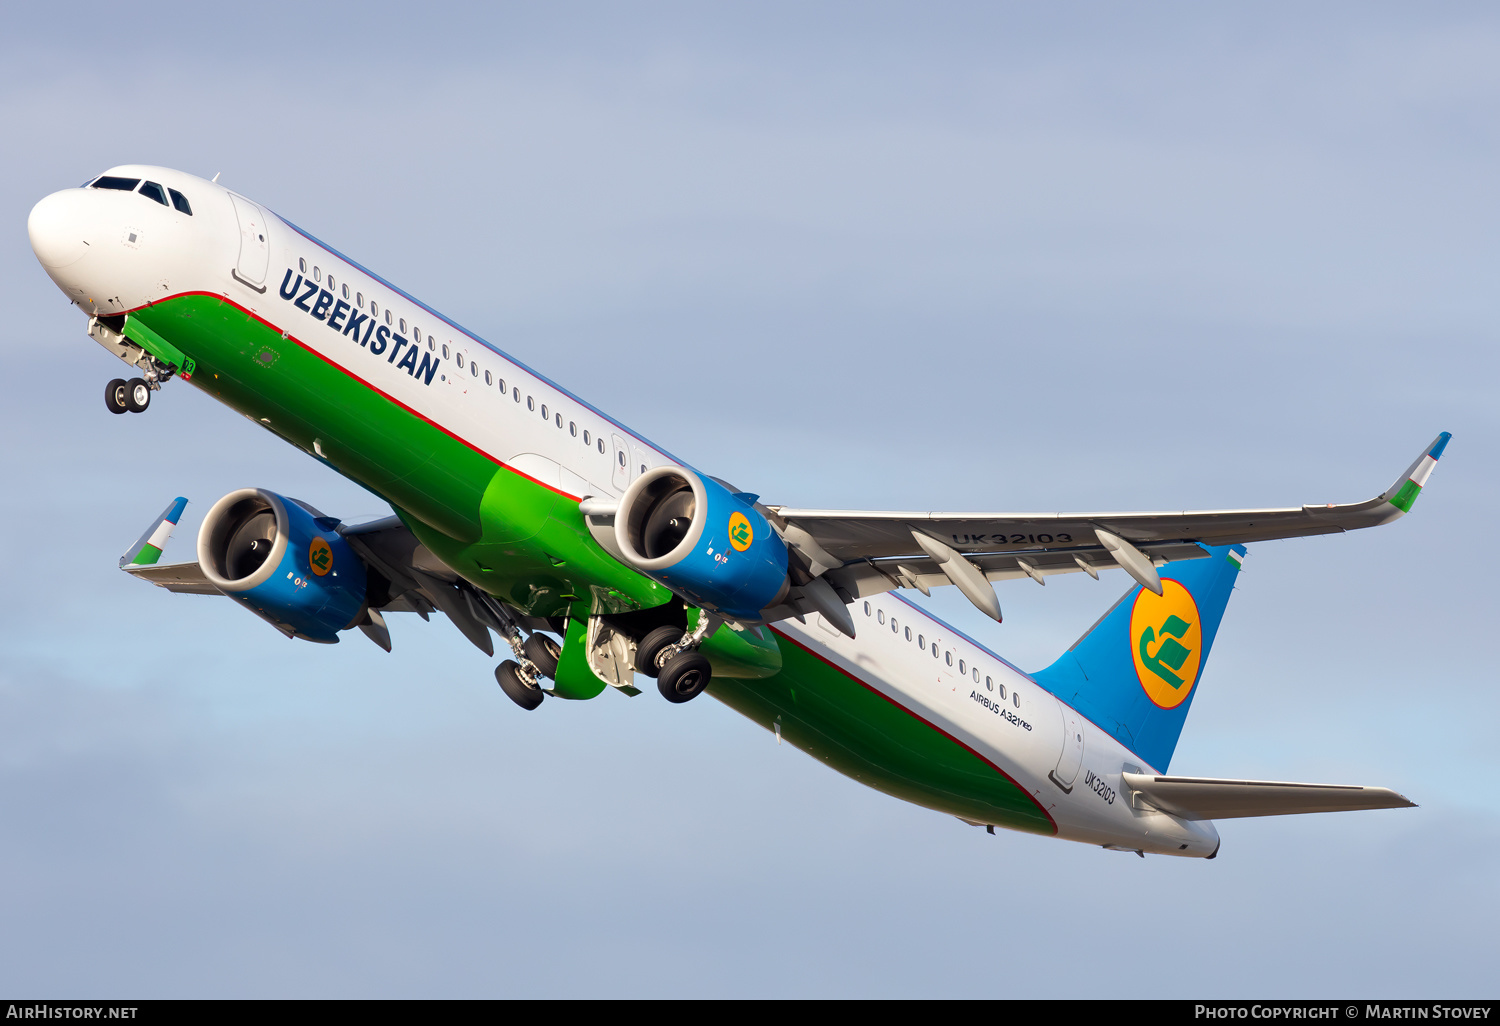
{"left": 104, "top": 377, "right": 154, "bottom": 414}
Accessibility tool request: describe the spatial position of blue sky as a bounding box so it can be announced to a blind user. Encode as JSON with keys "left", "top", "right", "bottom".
{"left": 2, "top": 2, "right": 1496, "bottom": 996}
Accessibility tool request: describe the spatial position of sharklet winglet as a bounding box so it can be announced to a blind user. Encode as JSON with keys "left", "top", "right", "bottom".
{"left": 120, "top": 497, "right": 189, "bottom": 568}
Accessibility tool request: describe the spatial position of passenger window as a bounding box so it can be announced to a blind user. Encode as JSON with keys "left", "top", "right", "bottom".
{"left": 400, "top": 318, "right": 407, "bottom": 332}
{"left": 999, "top": 684, "right": 1007, "bottom": 700}
{"left": 863, "top": 602, "right": 871, "bottom": 617}
{"left": 328, "top": 275, "right": 336, "bottom": 291}
{"left": 556, "top": 414, "right": 563, "bottom": 428}
{"left": 428, "top": 336, "right": 435, "bottom": 351}
{"left": 357, "top": 292, "right": 364, "bottom": 308}
{"left": 617, "top": 451, "right": 626, "bottom": 466}
{"left": 959, "top": 659, "right": 966, "bottom": 675}
{"left": 313, "top": 266, "right": 322, "bottom": 282}
{"left": 485, "top": 370, "right": 492, "bottom": 385}
{"left": 877, "top": 610, "right": 884, "bottom": 624}
{"left": 471, "top": 362, "right": 479, "bottom": 377}
{"left": 1013, "top": 692, "right": 1020, "bottom": 708}
{"left": 443, "top": 344, "right": 450, "bottom": 359}
{"left": 541, "top": 404, "right": 549, "bottom": 419}
{"left": 973, "top": 667, "right": 980, "bottom": 682}
{"left": 918, "top": 634, "right": 925, "bottom": 649}
{"left": 299, "top": 258, "right": 307, "bottom": 273}
{"left": 91, "top": 176, "right": 140, "bottom": 191}
{"left": 514, "top": 388, "right": 521, "bottom": 402}
{"left": 341, "top": 284, "right": 350, "bottom": 299}
{"left": 498, "top": 379, "right": 506, "bottom": 392}
{"left": 456, "top": 353, "right": 464, "bottom": 369}
{"left": 904, "top": 627, "right": 912, "bottom": 641}
{"left": 569, "top": 422, "right": 578, "bottom": 437}
{"left": 597, "top": 439, "right": 606, "bottom": 453}
{"left": 945, "top": 651, "right": 953, "bottom": 666}
{"left": 528, "top": 397, "right": 535, "bottom": 411}
{"left": 891, "top": 618, "right": 899, "bottom": 633}
{"left": 385, "top": 310, "right": 392, "bottom": 325}
{"left": 413, "top": 326, "right": 421, "bottom": 342}
{"left": 139, "top": 181, "right": 168, "bottom": 206}
{"left": 932, "top": 645, "right": 940, "bottom": 659}
{"left": 985, "top": 676, "right": 993, "bottom": 692}
{"left": 168, "top": 188, "right": 192, "bottom": 215}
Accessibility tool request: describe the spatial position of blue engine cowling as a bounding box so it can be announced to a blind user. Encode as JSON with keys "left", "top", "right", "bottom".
{"left": 614, "top": 467, "right": 789, "bottom": 621}
{"left": 196, "top": 488, "right": 368, "bottom": 643}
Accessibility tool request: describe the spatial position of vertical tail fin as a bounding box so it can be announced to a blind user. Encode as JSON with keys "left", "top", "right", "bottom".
{"left": 1031, "top": 544, "right": 1245, "bottom": 772}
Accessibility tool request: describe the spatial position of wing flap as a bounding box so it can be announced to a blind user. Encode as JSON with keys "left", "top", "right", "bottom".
{"left": 1121, "top": 772, "right": 1416, "bottom": 820}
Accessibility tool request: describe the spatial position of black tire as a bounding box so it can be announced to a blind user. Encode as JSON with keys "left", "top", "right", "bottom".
{"left": 495, "top": 660, "right": 544, "bottom": 711}
{"left": 125, "top": 377, "right": 151, "bottom": 413}
{"left": 635, "top": 625, "right": 685, "bottom": 678}
{"left": 658, "top": 651, "right": 712, "bottom": 703}
{"left": 522, "top": 633, "right": 561, "bottom": 680}
{"left": 105, "top": 378, "right": 128, "bottom": 414}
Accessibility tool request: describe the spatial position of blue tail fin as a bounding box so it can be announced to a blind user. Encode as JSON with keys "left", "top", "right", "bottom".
{"left": 1031, "top": 544, "right": 1245, "bottom": 772}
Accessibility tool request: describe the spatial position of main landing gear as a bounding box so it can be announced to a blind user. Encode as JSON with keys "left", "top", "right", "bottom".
{"left": 493, "top": 623, "right": 563, "bottom": 712}
{"left": 492, "top": 614, "right": 718, "bottom": 710}
{"left": 105, "top": 377, "right": 152, "bottom": 414}
{"left": 635, "top": 623, "right": 715, "bottom": 704}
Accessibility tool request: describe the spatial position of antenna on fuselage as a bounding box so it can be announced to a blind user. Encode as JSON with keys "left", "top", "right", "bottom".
{"left": 211, "top": 172, "right": 221, "bottom": 183}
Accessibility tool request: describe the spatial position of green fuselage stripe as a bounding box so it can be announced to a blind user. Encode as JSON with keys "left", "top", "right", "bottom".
{"left": 133, "top": 291, "right": 1050, "bottom": 832}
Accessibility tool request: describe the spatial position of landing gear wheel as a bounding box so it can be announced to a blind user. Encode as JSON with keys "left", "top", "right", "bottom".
{"left": 635, "top": 626, "right": 686, "bottom": 678}
{"left": 522, "top": 633, "right": 561, "bottom": 680}
{"left": 658, "top": 651, "right": 712, "bottom": 703}
{"left": 495, "top": 660, "right": 544, "bottom": 711}
{"left": 125, "top": 378, "right": 151, "bottom": 413}
{"left": 105, "top": 378, "right": 128, "bottom": 415}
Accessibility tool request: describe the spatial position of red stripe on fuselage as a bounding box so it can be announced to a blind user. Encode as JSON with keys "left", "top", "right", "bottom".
{"left": 127, "top": 291, "right": 585, "bottom": 502}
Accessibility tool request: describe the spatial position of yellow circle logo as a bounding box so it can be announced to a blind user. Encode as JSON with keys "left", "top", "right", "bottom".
{"left": 1130, "top": 579, "right": 1202, "bottom": 709}
{"left": 309, "top": 537, "right": 334, "bottom": 577}
{"left": 728, "top": 511, "right": 754, "bottom": 552}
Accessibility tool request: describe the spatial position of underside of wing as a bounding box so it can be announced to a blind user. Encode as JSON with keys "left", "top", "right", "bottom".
{"left": 762, "top": 433, "right": 1450, "bottom": 619}
{"left": 122, "top": 560, "right": 221, "bottom": 595}
{"left": 1121, "top": 772, "right": 1417, "bottom": 820}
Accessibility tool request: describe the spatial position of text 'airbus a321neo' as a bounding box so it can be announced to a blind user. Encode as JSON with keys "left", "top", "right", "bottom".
{"left": 28, "top": 165, "right": 1450, "bottom": 858}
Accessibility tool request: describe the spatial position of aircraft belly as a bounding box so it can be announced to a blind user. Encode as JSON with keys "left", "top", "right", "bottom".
{"left": 711, "top": 628, "right": 1057, "bottom": 836}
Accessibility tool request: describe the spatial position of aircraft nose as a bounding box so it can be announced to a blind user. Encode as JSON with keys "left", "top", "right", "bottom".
{"left": 28, "top": 189, "right": 93, "bottom": 269}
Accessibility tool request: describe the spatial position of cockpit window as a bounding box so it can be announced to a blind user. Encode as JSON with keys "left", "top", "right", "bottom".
{"left": 168, "top": 188, "right": 192, "bottom": 215}
{"left": 92, "top": 176, "right": 140, "bottom": 191}
{"left": 139, "top": 181, "right": 168, "bottom": 206}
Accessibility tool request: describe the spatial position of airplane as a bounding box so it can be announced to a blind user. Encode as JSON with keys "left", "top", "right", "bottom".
{"left": 27, "top": 164, "right": 1450, "bottom": 858}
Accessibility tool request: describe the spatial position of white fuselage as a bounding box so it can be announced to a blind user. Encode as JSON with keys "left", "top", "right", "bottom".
{"left": 30, "top": 165, "right": 1221, "bottom": 857}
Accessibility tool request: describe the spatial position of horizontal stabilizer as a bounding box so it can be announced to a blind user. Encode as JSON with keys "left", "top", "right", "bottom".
{"left": 1121, "top": 772, "right": 1416, "bottom": 820}
{"left": 122, "top": 560, "right": 221, "bottom": 595}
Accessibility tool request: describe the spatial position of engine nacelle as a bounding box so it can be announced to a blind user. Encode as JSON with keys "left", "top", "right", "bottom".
{"left": 197, "top": 488, "right": 368, "bottom": 643}
{"left": 615, "top": 466, "right": 789, "bottom": 621}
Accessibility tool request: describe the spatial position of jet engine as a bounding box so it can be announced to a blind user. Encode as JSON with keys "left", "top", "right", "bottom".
{"left": 614, "top": 466, "right": 789, "bottom": 621}
{"left": 196, "top": 488, "right": 368, "bottom": 642}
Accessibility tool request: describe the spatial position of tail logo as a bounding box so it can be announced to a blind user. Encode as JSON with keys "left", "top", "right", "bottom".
{"left": 1130, "top": 579, "right": 1202, "bottom": 709}
{"left": 309, "top": 537, "right": 333, "bottom": 577}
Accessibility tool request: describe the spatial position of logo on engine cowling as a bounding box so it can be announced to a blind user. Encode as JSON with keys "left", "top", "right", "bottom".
{"left": 309, "top": 537, "right": 333, "bottom": 577}
{"left": 728, "top": 511, "right": 753, "bottom": 552}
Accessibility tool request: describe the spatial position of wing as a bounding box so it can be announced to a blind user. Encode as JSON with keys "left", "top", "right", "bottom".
{"left": 765, "top": 433, "right": 1450, "bottom": 621}
{"left": 120, "top": 508, "right": 543, "bottom": 656}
